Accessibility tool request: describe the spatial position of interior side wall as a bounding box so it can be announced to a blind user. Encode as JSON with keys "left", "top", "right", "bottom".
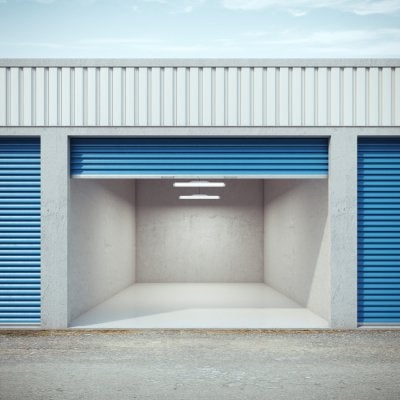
{"left": 264, "top": 179, "right": 330, "bottom": 320}
{"left": 136, "top": 180, "right": 264, "bottom": 282}
{"left": 68, "top": 179, "right": 136, "bottom": 322}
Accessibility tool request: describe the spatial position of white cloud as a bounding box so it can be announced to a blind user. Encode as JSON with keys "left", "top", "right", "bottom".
{"left": 0, "top": 41, "right": 63, "bottom": 48}
{"left": 169, "top": 0, "right": 206, "bottom": 13}
{"left": 288, "top": 9, "right": 307, "bottom": 16}
{"left": 23, "top": 0, "right": 56, "bottom": 3}
{"left": 78, "top": 37, "right": 161, "bottom": 46}
{"left": 2, "top": 27, "right": 399, "bottom": 57}
{"left": 222, "top": 0, "right": 400, "bottom": 15}
{"left": 242, "top": 27, "right": 400, "bottom": 45}
{"left": 236, "top": 27, "right": 400, "bottom": 56}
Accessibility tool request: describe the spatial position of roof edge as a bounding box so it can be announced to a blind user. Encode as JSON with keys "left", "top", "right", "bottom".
{"left": 0, "top": 58, "right": 399, "bottom": 68}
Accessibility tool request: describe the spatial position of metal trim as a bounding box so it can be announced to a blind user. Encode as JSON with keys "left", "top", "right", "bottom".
{"left": 0, "top": 59, "right": 399, "bottom": 68}
{"left": 71, "top": 174, "right": 328, "bottom": 179}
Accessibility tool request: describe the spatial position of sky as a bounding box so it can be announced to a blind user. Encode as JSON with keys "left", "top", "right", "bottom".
{"left": 0, "top": 0, "right": 399, "bottom": 58}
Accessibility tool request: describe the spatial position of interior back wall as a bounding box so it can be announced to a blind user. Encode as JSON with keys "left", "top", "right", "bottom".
{"left": 136, "top": 180, "right": 264, "bottom": 283}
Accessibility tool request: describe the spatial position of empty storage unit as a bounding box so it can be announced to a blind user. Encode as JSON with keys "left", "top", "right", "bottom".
{"left": 68, "top": 138, "right": 329, "bottom": 328}
{"left": 0, "top": 58, "right": 399, "bottom": 329}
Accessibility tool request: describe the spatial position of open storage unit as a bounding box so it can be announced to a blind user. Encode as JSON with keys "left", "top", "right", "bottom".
{"left": 68, "top": 137, "right": 330, "bottom": 328}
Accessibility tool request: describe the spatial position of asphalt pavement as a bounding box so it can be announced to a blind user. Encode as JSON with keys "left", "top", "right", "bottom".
{"left": 0, "top": 329, "right": 399, "bottom": 400}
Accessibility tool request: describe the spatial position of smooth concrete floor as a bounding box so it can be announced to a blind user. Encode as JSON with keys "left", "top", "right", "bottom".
{"left": 1, "top": 330, "right": 399, "bottom": 400}
{"left": 70, "top": 283, "right": 329, "bottom": 329}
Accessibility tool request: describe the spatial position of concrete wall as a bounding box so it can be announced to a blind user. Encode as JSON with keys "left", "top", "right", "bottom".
{"left": 263, "top": 179, "right": 330, "bottom": 321}
{"left": 68, "top": 179, "right": 136, "bottom": 322}
{"left": 136, "top": 179, "right": 264, "bottom": 283}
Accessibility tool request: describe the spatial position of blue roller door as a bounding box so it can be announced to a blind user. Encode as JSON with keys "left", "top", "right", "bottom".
{"left": 358, "top": 138, "right": 400, "bottom": 324}
{"left": 70, "top": 138, "right": 328, "bottom": 177}
{"left": 0, "top": 139, "right": 40, "bottom": 324}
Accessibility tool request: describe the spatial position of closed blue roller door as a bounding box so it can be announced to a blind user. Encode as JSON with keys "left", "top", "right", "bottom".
{"left": 0, "top": 139, "right": 40, "bottom": 324}
{"left": 358, "top": 138, "right": 400, "bottom": 324}
{"left": 70, "top": 138, "right": 328, "bottom": 177}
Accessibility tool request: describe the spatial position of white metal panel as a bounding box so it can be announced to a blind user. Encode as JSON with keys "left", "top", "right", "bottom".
{"left": 138, "top": 68, "right": 148, "bottom": 126}
{"left": 304, "top": 67, "right": 315, "bottom": 126}
{"left": 279, "top": 67, "right": 289, "bottom": 126}
{"left": 239, "top": 68, "right": 251, "bottom": 126}
{"left": 121, "top": 67, "right": 126, "bottom": 126}
{"left": 112, "top": 67, "right": 122, "bottom": 126}
{"left": 0, "top": 64, "right": 399, "bottom": 127}
{"left": 291, "top": 67, "right": 302, "bottom": 126}
{"left": 227, "top": 67, "right": 238, "bottom": 126}
{"left": 9, "top": 67, "right": 19, "bottom": 125}
{"left": 215, "top": 67, "right": 225, "bottom": 126}
{"left": 266, "top": 67, "right": 276, "bottom": 125}
{"left": 61, "top": 67, "right": 71, "bottom": 126}
{"left": 355, "top": 68, "right": 366, "bottom": 126}
{"left": 74, "top": 68, "right": 84, "bottom": 126}
{"left": 253, "top": 67, "right": 263, "bottom": 126}
{"left": 330, "top": 68, "right": 341, "bottom": 126}
{"left": 228, "top": 67, "right": 240, "bottom": 126}
{"left": 23, "top": 67, "right": 32, "bottom": 126}
{"left": 86, "top": 68, "right": 97, "bottom": 125}
{"left": 381, "top": 67, "right": 392, "bottom": 126}
{"left": 99, "top": 67, "right": 109, "bottom": 126}
{"left": 176, "top": 67, "right": 186, "bottom": 126}
{"left": 35, "top": 68, "right": 44, "bottom": 126}
{"left": 396, "top": 68, "right": 400, "bottom": 126}
{"left": 189, "top": 67, "right": 199, "bottom": 126}
{"left": 48, "top": 68, "right": 58, "bottom": 126}
{"left": 151, "top": 67, "right": 160, "bottom": 126}
{"left": 0, "top": 69, "right": 6, "bottom": 125}
{"left": 125, "top": 67, "right": 135, "bottom": 126}
{"left": 368, "top": 68, "right": 379, "bottom": 126}
{"left": 317, "top": 68, "right": 328, "bottom": 126}
{"left": 163, "top": 67, "right": 173, "bottom": 126}
{"left": 343, "top": 68, "right": 354, "bottom": 126}
{"left": 202, "top": 68, "right": 212, "bottom": 126}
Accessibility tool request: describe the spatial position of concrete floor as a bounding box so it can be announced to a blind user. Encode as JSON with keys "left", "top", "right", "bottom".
{"left": 70, "top": 283, "right": 329, "bottom": 329}
{"left": 0, "top": 330, "right": 399, "bottom": 400}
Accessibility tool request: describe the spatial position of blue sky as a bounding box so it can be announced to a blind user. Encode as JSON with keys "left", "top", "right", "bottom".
{"left": 0, "top": 0, "right": 399, "bottom": 57}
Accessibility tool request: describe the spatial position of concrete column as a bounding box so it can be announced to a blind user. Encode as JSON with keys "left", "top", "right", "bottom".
{"left": 329, "top": 132, "right": 358, "bottom": 328}
{"left": 41, "top": 132, "right": 69, "bottom": 328}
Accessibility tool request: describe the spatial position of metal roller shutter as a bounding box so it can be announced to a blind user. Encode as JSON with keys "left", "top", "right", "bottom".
{"left": 0, "top": 139, "right": 40, "bottom": 324}
{"left": 70, "top": 138, "right": 329, "bottom": 178}
{"left": 358, "top": 138, "right": 400, "bottom": 324}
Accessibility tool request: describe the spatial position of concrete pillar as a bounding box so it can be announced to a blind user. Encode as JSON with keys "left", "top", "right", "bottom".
{"left": 40, "top": 132, "right": 69, "bottom": 328}
{"left": 329, "top": 132, "right": 358, "bottom": 328}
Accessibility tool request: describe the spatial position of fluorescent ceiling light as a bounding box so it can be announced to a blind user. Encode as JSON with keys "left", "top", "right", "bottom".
{"left": 179, "top": 194, "right": 220, "bottom": 200}
{"left": 174, "top": 181, "right": 225, "bottom": 188}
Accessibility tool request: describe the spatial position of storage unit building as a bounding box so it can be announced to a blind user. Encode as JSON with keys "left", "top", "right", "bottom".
{"left": 0, "top": 59, "right": 399, "bottom": 329}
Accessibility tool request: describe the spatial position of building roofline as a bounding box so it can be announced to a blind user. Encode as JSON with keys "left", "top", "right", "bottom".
{"left": 0, "top": 58, "right": 399, "bottom": 68}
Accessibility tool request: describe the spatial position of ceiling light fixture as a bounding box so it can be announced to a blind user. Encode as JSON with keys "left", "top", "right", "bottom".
{"left": 179, "top": 194, "right": 220, "bottom": 200}
{"left": 174, "top": 181, "right": 225, "bottom": 188}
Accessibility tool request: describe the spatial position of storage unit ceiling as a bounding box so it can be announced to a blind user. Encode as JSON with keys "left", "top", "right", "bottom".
{"left": 0, "top": 60, "right": 399, "bottom": 127}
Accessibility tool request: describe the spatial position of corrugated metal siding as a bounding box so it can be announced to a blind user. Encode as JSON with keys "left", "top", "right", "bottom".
{"left": 0, "top": 139, "right": 40, "bottom": 324}
{"left": 358, "top": 138, "right": 400, "bottom": 324}
{"left": 70, "top": 138, "right": 328, "bottom": 177}
{"left": 0, "top": 66, "right": 398, "bottom": 127}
